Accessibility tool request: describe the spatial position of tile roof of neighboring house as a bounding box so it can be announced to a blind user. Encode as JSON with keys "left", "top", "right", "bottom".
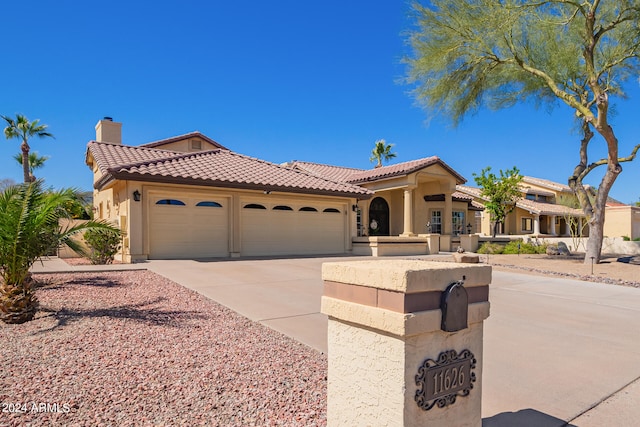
{"left": 345, "top": 157, "right": 466, "bottom": 184}
{"left": 515, "top": 198, "right": 583, "bottom": 216}
{"left": 522, "top": 176, "right": 572, "bottom": 193}
{"left": 87, "top": 142, "right": 373, "bottom": 198}
{"left": 139, "top": 132, "right": 228, "bottom": 150}
{"left": 606, "top": 196, "right": 628, "bottom": 207}
{"left": 287, "top": 161, "right": 364, "bottom": 183}
{"left": 456, "top": 185, "right": 584, "bottom": 216}
{"left": 451, "top": 191, "right": 485, "bottom": 211}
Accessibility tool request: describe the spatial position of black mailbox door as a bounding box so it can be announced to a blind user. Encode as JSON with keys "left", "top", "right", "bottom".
{"left": 441, "top": 281, "right": 468, "bottom": 332}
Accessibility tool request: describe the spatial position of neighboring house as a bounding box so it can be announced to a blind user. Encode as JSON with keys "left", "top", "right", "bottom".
{"left": 603, "top": 199, "right": 640, "bottom": 240}
{"left": 456, "top": 176, "right": 638, "bottom": 239}
{"left": 86, "top": 118, "right": 482, "bottom": 261}
{"left": 457, "top": 177, "right": 586, "bottom": 237}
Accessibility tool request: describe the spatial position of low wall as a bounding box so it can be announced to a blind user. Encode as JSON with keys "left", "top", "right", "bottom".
{"left": 479, "top": 235, "right": 640, "bottom": 256}
{"left": 57, "top": 219, "right": 90, "bottom": 258}
{"left": 352, "top": 236, "right": 432, "bottom": 256}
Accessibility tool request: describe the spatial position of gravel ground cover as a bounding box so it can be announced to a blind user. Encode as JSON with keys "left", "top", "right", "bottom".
{"left": 0, "top": 271, "right": 327, "bottom": 427}
{"left": 484, "top": 254, "right": 640, "bottom": 288}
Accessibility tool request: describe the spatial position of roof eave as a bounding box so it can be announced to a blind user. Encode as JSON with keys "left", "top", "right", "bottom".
{"left": 108, "top": 171, "right": 373, "bottom": 199}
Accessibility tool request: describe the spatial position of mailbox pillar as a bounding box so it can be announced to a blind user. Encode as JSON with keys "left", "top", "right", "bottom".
{"left": 321, "top": 260, "right": 491, "bottom": 427}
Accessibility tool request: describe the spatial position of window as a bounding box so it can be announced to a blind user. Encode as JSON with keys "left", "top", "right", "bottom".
{"left": 156, "top": 199, "right": 185, "bottom": 205}
{"left": 522, "top": 218, "right": 533, "bottom": 232}
{"left": 196, "top": 201, "right": 222, "bottom": 207}
{"left": 525, "top": 194, "right": 536, "bottom": 200}
{"left": 323, "top": 208, "right": 340, "bottom": 213}
{"left": 299, "top": 207, "right": 318, "bottom": 212}
{"left": 273, "top": 205, "right": 293, "bottom": 211}
{"left": 430, "top": 211, "right": 442, "bottom": 234}
{"left": 452, "top": 211, "right": 465, "bottom": 236}
{"left": 244, "top": 203, "right": 266, "bottom": 209}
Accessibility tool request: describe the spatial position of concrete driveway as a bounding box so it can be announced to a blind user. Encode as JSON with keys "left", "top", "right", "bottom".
{"left": 145, "top": 256, "right": 640, "bottom": 426}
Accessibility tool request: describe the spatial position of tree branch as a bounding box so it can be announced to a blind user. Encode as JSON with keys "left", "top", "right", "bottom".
{"left": 578, "top": 143, "right": 640, "bottom": 181}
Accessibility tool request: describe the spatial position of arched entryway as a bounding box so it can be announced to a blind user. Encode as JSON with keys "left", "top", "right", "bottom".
{"left": 369, "top": 197, "right": 390, "bottom": 236}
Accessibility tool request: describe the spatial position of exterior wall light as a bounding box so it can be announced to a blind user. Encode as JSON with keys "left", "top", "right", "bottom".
{"left": 466, "top": 223, "right": 472, "bottom": 234}
{"left": 133, "top": 190, "right": 141, "bottom": 202}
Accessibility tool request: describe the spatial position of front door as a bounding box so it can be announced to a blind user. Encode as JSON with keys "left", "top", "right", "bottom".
{"left": 369, "top": 197, "right": 390, "bottom": 236}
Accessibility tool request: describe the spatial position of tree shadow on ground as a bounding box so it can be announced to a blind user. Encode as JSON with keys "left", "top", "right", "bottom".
{"left": 617, "top": 256, "right": 640, "bottom": 265}
{"left": 34, "top": 297, "right": 208, "bottom": 334}
{"left": 483, "top": 409, "right": 577, "bottom": 427}
{"left": 33, "top": 275, "right": 127, "bottom": 290}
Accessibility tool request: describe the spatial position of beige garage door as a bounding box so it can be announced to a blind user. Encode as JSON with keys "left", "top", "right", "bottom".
{"left": 149, "top": 195, "right": 229, "bottom": 259}
{"left": 241, "top": 202, "right": 346, "bottom": 256}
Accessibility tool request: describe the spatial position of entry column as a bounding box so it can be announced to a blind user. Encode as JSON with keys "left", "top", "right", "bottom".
{"left": 322, "top": 260, "right": 491, "bottom": 427}
{"left": 401, "top": 187, "right": 416, "bottom": 236}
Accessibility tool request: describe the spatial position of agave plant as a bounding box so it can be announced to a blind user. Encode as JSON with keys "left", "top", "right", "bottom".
{"left": 0, "top": 180, "right": 118, "bottom": 324}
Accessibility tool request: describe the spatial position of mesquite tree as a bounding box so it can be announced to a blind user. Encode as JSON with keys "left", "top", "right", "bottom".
{"left": 405, "top": 0, "right": 640, "bottom": 263}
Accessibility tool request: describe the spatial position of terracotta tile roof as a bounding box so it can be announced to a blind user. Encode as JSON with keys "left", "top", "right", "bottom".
{"left": 516, "top": 198, "right": 583, "bottom": 216}
{"left": 522, "top": 176, "right": 572, "bottom": 193}
{"left": 87, "top": 141, "right": 180, "bottom": 175}
{"left": 456, "top": 185, "right": 483, "bottom": 199}
{"left": 140, "top": 131, "right": 228, "bottom": 150}
{"left": 346, "top": 157, "right": 466, "bottom": 184}
{"left": 287, "top": 161, "right": 364, "bottom": 183}
{"left": 452, "top": 191, "right": 485, "bottom": 210}
{"left": 87, "top": 142, "right": 372, "bottom": 198}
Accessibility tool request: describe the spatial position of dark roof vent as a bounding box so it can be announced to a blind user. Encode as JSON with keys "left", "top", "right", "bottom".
{"left": 103, "top": 116, "right": 113, "bottom": 121}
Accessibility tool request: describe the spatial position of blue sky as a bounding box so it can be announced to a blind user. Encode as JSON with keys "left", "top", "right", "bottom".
{"left": 1, "top": 1, "right": 639, "bottom": 204}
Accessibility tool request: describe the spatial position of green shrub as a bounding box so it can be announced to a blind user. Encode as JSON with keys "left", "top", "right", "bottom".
{"left": 634, "top": 237, "right": 640, "bottom": 242}
{"left": 503, "top": 240, "right": 546, "bottom": 254}
{"left": 622, "top": 236, "right": 631, "bottom": 241}
{"left": 84, "top": 229, "right": 122, "bottom": 265}
{"left": 477, "top": 242, "right": 504, "bottom": 254}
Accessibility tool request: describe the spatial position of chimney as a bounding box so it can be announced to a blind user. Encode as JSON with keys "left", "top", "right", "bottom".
{"left": 95, "top": 117, "right": 122, "bottom": 144}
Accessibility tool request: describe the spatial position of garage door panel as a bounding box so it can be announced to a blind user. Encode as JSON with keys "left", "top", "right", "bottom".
{"left": 149, "top": 196, "right": 229, "bottom": 259}
{"left": 241, "top": 203, "right": 345, "bottom": 256}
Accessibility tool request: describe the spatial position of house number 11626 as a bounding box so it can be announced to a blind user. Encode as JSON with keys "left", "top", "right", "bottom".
{"left": 415, "top": 349, "right": 476, "bottom": 411}
{"left": 431, "top": 363, "right": 468, "bottom": 396}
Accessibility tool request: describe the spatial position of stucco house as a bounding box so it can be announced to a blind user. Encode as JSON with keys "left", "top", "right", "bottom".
{"left": 86, "top": 118, "right": 482, "bottom": 261}
{"left": 603, "top": 199, "right": 640, "bottom": 240}
{"left": 456, "top": 176, "right": 639, "bottom": 240}
{"left": 456, "top": 177, "right": 588, "bottom": 237}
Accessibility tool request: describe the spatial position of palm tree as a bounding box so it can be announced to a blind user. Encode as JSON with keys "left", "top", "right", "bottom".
{"left": 2, "top": 114, "right": 54, "bottom": 183}
{"left": 369, "top": 139, "right": 397, "bottom": 168}
{"left": 13, "top": 151, "right": 49, "bottom": 181}
{"left": 0, "top": 180, "right": 119, "bottom": 324}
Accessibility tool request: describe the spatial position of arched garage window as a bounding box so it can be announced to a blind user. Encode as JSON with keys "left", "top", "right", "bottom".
{"left": 299, "top": 207, "right": 318, "bottom": 212}
{"left": 323, "top": 208, "right": 340, "bottom": 213}
{"left": 273, "top": 205, "right": 293, "bottom": 211}
{"left": 196, "top": 201, "right": 223, "bottom": 207}
{"left": 244, "top": 203, "right": 267, "bottom": 209}
{"left": 156, "top": 199, "right": 186, "bottom": 205}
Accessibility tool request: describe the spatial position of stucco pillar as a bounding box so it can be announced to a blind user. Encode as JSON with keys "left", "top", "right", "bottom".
{"left": 322, "top": 260, "right": 491, "bottom": 427}
{"left": 231, "top": 195, "right": 241, "bottom": 257}
{"left": 550, "top": 215, "right": 557, "bottom": 236}
{"left": 444, "top": 192, "right": 453, "bottom": 235}
{"left": 533, "top": 214, "right": 541, "bottom": 235}
{"left": 401, "top": 188, "right": 416, "bottom": 236}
